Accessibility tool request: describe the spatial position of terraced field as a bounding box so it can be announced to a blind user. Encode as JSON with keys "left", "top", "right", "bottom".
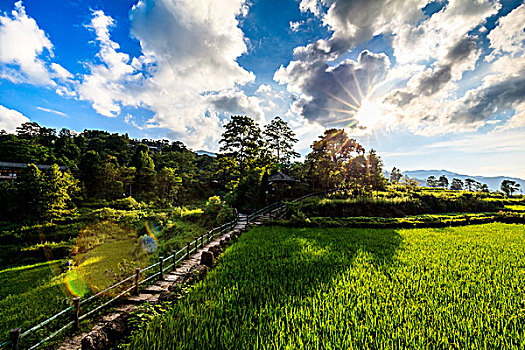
{"left": 128, "top": 223, "right": 525, "bottom": 349}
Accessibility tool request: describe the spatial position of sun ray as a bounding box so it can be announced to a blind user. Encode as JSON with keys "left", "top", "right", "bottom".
{"left": 322, "top": 107, "right": 359, "bottom": 114}
{"left": 324, "top": 92, "right": 360, "bottom": 111}
{"left": 366, "top": 70, "right": 373, "bottom": 96}
{"left": 325, "top": 115, "right": 358, "bottom": 124}
{"left": 351, "top": 67, "right": 365, "bottom": 100}
{"left": 337, "top": 137, "right": 350, "bottom": 154}
{"left": 333, "top": 77, "right": 361, "bottom": 106}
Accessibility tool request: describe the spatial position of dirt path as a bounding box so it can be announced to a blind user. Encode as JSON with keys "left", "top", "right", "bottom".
{"left": 57, "top": 214, "right": 248, "bottom": 350}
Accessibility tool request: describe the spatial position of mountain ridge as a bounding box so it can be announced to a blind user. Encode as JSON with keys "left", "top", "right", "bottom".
{"left": 402, "top": 169, "right": 524, "bottom": 192}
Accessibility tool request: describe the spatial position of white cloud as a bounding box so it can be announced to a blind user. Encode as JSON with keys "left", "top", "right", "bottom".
{"left": 391, "top": 0, "right": 499, "bottom": 64}
{"left": 0, "top": 105, "right": 30, "bottom": 132}
{"left": 74, "top": 0, "right": 261, "bottom": 150}
{"left": 284, "top": 0, "right": 517, "bottom": 138}
{"left": 486, "top": 4, "right": 525, "bottom": 61}
{"left": 50, "top": 62, "right": 73, "bottom": 81}
{"left": 36, "top": 106, "right": 67, "bottom": 117}
{"left": 207, "top": 89, "right": 266, "bottom": 122}
{"left": 0, "top": 1, "right": 57, "bottom": 85}
{"left": 275, "top": 49, "right": 390, "bottom": 127}
{"left": 289, "top": 20, "right": 303, "bottom": 32}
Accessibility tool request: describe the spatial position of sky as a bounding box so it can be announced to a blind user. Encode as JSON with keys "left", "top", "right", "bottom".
{"left": 0, "top": 0, "right": 524, "bottom": 178}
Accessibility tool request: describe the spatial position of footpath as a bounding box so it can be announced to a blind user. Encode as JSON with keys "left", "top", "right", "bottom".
{"left": 58, "top": 214, "right": 248, "bottom": 350}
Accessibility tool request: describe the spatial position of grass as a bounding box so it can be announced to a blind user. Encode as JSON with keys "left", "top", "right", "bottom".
{"left": 74, "top": 239, "right": 147, "bottom": 294}
{"left": 0, "top": 260, "right": 71, "bottom": 345}
{"left": 0, "top": 221, "right": 148, "bottom": 345}
{"left": 127, "top": 223, "right": 525, "bottom": 349}
{"left": 505, "top": 204, "right": 525, "bottom": 211}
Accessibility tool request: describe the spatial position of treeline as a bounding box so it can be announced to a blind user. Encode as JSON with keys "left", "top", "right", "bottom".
{"left": 426, "top": 175, "right": 490, "bottom": 192}
{"left": 0, "top": 116, "right": 388, "bottom": 223}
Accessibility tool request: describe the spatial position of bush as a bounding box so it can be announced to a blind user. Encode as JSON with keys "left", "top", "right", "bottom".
{"left": 203, "top": 196, "right": 235, "bottom": 226}
{"left": 110, "top": 197, "right": 142, "bottom": 210}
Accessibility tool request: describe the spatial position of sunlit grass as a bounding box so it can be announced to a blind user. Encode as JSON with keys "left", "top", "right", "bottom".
{"left": 505, "top": 204, "right": 525, "bottom": 211}
{"left": 74, "top": 239, "right": 147, "bottom": 293}
{"left": 128, "top": 223, "right": 525, "bottom": 349}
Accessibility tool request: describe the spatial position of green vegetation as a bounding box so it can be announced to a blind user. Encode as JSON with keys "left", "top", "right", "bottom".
{"left": 505, "top": 204, "right": 525, "bottom": 211}
{"left": 281, "top": 212, "right": 525, "bottom": 229}
{"left": 128, "top": 223, "right": 525, "bottom": 349}
{"left": 2, "top": 117, "right": 524, "bottom": 348}
{"left": 0, "top": 260, "right": 71, "bottom": 342}
{"left": 289, "top": 193, "right": 502, "bottom": 218}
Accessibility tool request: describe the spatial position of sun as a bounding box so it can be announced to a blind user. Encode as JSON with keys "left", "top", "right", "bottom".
{"left": 353, "top": 98, "right": 386, "bottom": 131}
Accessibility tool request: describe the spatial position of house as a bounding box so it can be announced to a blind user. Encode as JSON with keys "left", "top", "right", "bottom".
{"left": 0, "top": 162, "right": 68, "bottom": 180}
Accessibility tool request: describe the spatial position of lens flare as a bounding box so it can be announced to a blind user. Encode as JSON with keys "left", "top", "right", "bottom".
{"left": 64, "top": 269, "right": 89, "bottom": 297}
{"left": 142, "top": 222, "right": 160, "bottom": 253}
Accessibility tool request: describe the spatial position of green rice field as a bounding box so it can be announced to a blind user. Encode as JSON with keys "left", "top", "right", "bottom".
{"left": 128, "top": 223, "right": 525, "bottom": 349}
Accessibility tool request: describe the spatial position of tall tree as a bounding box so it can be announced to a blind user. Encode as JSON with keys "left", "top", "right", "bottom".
{"left": 100, "top": 156, "right": 124, "bottom": 200}
{"left": 464, "top": 178, "right": 476, "bottom": 192}
{"left": 305, "top": 129, "right": 364, "bottom": 190}
{"left": 42, "top": 165, "right": 80, "bottom": 221}
{"left": 17, "top": 164, "right": 45, "bottom": 221}
{"left": 450, "top": 178, "right": 463, "bottom": 190}
{"left": 390, "top": 167, "right": 402, "bottom": 183}
{"left": 219, "top": 116, "right": 264, "bottom": 182}
{"left": 438, "top": 175, "right": 449, "bottom": 189}
{"left": 427, "top": 176, "right": 438, "bottom": 187}
{"left": 500, "top": 180, "right": 520, "bottom": 197}
{"left": 365, "top": 149, "right": 386, "bottom": 193}
{"left": 130, "top": 144, "right": 156, "bottom": 198}
{"left": 79, "top": 150, "right": 103, "bottom": 197}
{"left": 155, "top": 167, "right": 182, "bottom": 206}
{"left": 263, "top": 116, "right": 299, "bottom": 166}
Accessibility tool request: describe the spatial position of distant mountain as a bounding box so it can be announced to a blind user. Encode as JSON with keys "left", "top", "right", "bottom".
{"left": 403, "top": 170, "right": 525, "bottom": 192}
{"left": 195, "top": 150, "right": 216, "bottom": 157}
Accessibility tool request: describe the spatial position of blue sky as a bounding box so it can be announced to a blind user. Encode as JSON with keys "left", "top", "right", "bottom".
{"left": 0, "top": 0, "right": 524, "bottom": 177}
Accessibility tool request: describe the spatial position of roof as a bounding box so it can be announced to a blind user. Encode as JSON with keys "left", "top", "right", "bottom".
{"left": 0, "top": 162, "right": 68, "bottom": 171}
{"left": 268, "top": 171, "right": 297, "bottom": 183}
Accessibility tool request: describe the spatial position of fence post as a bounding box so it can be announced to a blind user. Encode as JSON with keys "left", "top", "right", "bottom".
{"left": 73, "top": 297, "right": 80, "bottom": 330}
{"left": 172, "top": 250, "right": 176, "bottom": 271}
{"left": 159, "top": 257, "right": 164, "bottom": 281}
{"left": 195, "top": 238, "right": 198, "bottom": 252}
{"left": 9, "top": 328, "right": 20, "bottom": 350}
{"left": 186, "top": 242, "right": 190, "bottom": 259}
{"left": 201, "top": 235, "right": 204, "bottom": 248}
{"left": 134, "top": 268, "right": 140, "bottom": 295}
{"left": 207, "top": 232, "right": 210, "bottom": 244}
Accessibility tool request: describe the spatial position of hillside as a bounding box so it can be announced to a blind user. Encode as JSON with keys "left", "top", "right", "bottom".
{"left": 403, "top": 170, "right": 525, "bottom": 192}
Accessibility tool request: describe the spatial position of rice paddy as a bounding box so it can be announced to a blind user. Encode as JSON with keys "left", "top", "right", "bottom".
{"left": 128, "top": 223, "right": 525, "bottom": 349}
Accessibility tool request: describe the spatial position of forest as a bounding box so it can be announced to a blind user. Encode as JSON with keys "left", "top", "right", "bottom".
{"left": 0, "top": 115, "right": 386, "bottom": 224}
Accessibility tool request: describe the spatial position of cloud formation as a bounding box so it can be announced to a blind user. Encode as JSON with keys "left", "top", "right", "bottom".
{"left": 279, "top": 0, "right": 522, "bottom": 136}
{"left": 275, "top": 50, "right": 390, "bottom": 126}
{"left": 0, "top": 1, "right": 71, "bottom": 86}
{"left": 0, "top": 105, "right": 30, "bottom": 132}
{"left": 73, "top": 0, "right": 261, "bottom": 149}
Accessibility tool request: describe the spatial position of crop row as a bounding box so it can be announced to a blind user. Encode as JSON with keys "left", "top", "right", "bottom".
{"left": 127, "top": 223, "right": 525, "bottom": 349}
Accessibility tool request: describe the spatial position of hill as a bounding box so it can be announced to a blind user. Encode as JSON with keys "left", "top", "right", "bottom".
{"left": 195, "top": 150, "right": 216, "bottom": 157}
{"left": 403, "top": 170, "right": 525, "bottom": 192}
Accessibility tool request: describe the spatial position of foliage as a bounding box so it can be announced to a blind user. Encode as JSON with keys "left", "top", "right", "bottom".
{"left": 203, "top": 196, "right": 235, "bottom": 226}
{"left": 277, "top": 211, "right": 525, "bottom": 229}
{"left": 501, "top": 179, "right": 521, "bottom": 197}
{"left": 219, "top": 115, "right": 265, "bottom": 183}
{"left": 450, "top": 177, "right": 463, "bottom": 190}
{"left": 127, "top": 223, "right": 525, "bottom": 349}
{"left": 304, "top": 129, "right": 386, "bottom": 195}
{"left": 263, "top": 116, "right": 299, "bottom": 166}
{"left": 389, "top": 167, "right": 402, "bottom": 183}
